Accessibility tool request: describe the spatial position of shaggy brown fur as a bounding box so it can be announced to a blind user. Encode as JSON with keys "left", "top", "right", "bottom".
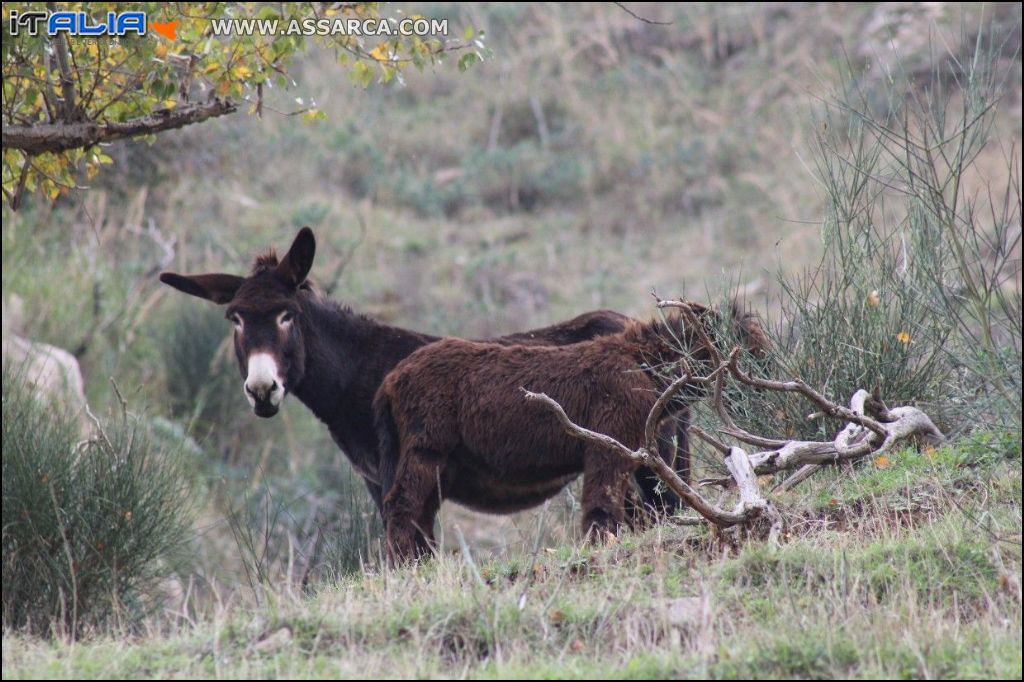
{"left": 374, "top": 305, "right": 761, "bottom": 563}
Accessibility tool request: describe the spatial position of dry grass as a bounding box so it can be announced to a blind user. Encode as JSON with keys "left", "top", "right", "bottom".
{"left": 3, "top": 440, "right": 1020, "bottom": 679}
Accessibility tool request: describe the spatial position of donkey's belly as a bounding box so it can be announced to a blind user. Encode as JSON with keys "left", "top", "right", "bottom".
{"left": 444, "top": 446, "right": 582, "bottom": 514}
{"left": 446, "top": 470, "right": 580, "bottom": 514}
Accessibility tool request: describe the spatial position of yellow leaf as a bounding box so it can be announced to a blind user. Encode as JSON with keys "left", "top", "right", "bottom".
{"left": 896, "top": 331, "right": 911, "bottom": 345}
{"left": 204, "top": 61, "right": 221, "bottom": 75}
{"left": 233, "top": 65, "right": 252, "bottom": 79}
{"left": 163, "top": 99, "right": 177, "bottom": 109}
{"left": 369, "top": 43, "right": 390, "bottom": 61}
{"left": 866, "top": 290, "right": 881, "bottom": 307}
{"left": 154, "top": 43, "right": 168, "bottom": 59}
{"left": 873, "top": 454, "right": 891, "bottom": 469}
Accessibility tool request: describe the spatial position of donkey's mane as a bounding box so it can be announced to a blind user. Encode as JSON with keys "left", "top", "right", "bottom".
{"left": 294, "top": 279, "right": 388, "bottom": 327}
{"left": 251, "top": 249, "right": 279, "bottom": 275}
{"left": 250, "top": 249, "right": 319, "bottom": 295}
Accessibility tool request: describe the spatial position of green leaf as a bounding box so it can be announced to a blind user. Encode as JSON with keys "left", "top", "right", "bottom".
{"left": 458, "top": 52, "right": 479, "bottom": 73}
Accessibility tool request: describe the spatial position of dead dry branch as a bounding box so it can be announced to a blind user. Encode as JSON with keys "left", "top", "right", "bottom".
{"left": 524, "top": 300, "right": 945, "bottom": 540}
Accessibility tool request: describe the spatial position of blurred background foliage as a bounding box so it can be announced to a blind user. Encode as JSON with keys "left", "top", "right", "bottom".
{"left": 2, "top": 2, "right": 1021, "bottom": 630}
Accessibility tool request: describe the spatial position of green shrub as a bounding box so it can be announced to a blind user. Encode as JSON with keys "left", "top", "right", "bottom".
{"left": 463, "top": 143, "right": 586, "bottom": 213}
{"left": 707, "top": 25, "right": 1021, "bottom": 446}
{"left": 2, "top": 368, "right": 191, "bottom": 637}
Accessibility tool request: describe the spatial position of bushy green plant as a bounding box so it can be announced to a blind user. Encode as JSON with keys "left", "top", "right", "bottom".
{"left": 707, "top": 25, "right": 1021, "bottom": 446}
{"left": 2, "top": 369, "right": 192, "bottom": 637}
{"left": 463, "top": 143, "right": 586, "bottom": 213}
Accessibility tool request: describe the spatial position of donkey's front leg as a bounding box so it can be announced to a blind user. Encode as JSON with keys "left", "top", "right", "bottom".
{"left": 383, "top": 446, "right": 445, "bottom": 565}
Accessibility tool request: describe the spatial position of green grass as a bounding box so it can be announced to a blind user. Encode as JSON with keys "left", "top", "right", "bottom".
{"left": 3, "top": 441, "right": 1020, "bottom": 679}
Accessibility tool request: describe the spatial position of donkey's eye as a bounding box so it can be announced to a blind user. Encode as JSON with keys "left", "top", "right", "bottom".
{"left": 230, "top": 314, "right": 243, "bottom": 329}
{"left": 278, "top": 311, "right": 294, "bottom": 327}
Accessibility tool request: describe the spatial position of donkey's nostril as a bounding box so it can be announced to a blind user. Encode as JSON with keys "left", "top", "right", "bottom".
{"left": 245, "top": 380, "right": 281, "bottom": 403}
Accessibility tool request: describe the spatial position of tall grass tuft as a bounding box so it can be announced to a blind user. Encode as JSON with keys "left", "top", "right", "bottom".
{"left": 1, "top": 368, "right": 192, "bottom": 637}
{"left": 221, "top": 459, "right": 383, "bottom": 598}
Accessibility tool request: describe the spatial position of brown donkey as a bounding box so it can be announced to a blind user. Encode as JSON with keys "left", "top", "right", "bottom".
{"left": 159, "top": 227, "right": 693, "bottom": 522}
{"left": 374, "top": 305, "right": 767, "bottom": 564}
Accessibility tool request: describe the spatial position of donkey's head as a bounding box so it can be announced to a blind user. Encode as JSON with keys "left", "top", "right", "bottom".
{"left": 160, "top": 227, "right": 317, "bottom": 418}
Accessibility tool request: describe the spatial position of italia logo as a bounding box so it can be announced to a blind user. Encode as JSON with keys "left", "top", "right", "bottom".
{"left": 8, "top": 10, "right": 177, "bottom": 40}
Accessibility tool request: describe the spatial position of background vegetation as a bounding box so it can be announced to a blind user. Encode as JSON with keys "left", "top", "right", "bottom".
{"left": 2, "top": 2, "right": 1020, "bottom": 677}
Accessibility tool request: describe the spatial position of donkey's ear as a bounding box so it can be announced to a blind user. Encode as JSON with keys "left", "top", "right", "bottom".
{"left": 276, "top": 226, "right": 316, "bottom": 289}
{"left": 160, "top": 272, "right": 244, "bottom": 305}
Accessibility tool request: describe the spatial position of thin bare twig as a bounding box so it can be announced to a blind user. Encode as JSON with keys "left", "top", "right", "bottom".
{"left": 612, "top": 2, "right": 673, "bottom": 25}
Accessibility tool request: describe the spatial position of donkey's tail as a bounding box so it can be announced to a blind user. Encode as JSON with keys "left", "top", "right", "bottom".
{"left": 373, "top": 392, "right": 401, "bottom": 504}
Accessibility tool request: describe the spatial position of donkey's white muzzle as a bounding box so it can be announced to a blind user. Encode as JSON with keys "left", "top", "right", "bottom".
{"left": 245, "top": 352, "right": 285, "bottom": 416}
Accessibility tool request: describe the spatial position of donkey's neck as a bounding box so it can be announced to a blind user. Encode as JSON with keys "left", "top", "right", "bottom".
{"left": 289, "top": 293, "right": 436, "bottom": 469}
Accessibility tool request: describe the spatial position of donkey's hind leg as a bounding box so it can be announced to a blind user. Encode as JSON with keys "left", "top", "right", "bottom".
{"left": 629, "top": 410, "right": 691, "bottom": 523}
{"left": 383, "top": 445, "right": 445, "bottom": 565}
{"left": 580, "top": 447, "right": 634, "bottom": 542}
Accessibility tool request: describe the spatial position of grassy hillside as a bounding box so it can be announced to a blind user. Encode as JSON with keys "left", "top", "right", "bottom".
{"left": 4, "top": 439, "right": 1020, "bottom": 679}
